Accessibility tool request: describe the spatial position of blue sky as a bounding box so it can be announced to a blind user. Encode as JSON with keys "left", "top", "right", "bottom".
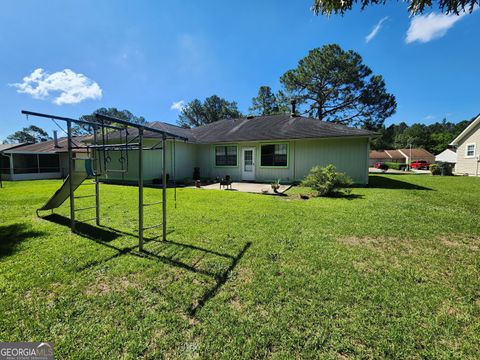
{"left": 1, "top": 0, "right": 479, "bottom": 140}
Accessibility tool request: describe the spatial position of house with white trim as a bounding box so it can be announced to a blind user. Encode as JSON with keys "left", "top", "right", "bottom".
{"left": 450, "top": 114, "right": 480, "bottom": 176}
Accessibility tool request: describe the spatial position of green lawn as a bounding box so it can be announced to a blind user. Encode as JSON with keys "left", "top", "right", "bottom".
{"left": 1, "top": 175, "right": 479, "bottom": 358}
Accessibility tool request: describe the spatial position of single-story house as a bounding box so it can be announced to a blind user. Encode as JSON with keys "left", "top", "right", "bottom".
{"left": 450, "top": 113, "right": 480, "bottom": 176}
{"left": 369, "top": 149, "right": 405, "bottom": 166}
{"left": 1, "top": 143, "right": 26, "bottom": 179}
{"left": 0, "top": 132, "right": 88, "bottom": 181}
{"left": 369, "top": 148, "right": 435, "bottom": 166}
{"left": 99, "top": 114, "right": 376, "bottom": 185}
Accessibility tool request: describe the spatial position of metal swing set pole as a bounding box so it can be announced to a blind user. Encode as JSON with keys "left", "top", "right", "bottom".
{"left": 162, "top": 134, "right": 167, "bottom": 242}
{"left": 138, "top": 128, "right": 144, "bottom": 251}
{"left": 93, "top": 127, "right": 100, "bottom": 226}
{"left": 21, "top": 110, "right": 187, "bottom": 250}
{"left": 66, "top": 120, "right": 75, "bottom": 232}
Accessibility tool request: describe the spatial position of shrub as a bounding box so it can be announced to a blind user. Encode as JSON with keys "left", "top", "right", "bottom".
{"left": 384, "top": 162, "right": 408, "bottom": 171}
{"left": 301, "top": 165, "right": 353, "bottom": 197}
{"left": 430, "top": 164, "right": 441, "bottom": 175}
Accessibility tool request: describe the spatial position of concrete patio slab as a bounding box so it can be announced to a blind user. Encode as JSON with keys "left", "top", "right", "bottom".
{"left": 197, "top": 182, "right": 291, "bottom": 194}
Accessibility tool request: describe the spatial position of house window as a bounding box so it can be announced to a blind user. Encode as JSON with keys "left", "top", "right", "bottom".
{"left": 215, "top": 146, "right": 237, "bottom": 166}
{"left": 466, "top": 144, "right": 476, "bottom": 157}
{"left": 261, "top": 144, "right": 288, "bottom": 167}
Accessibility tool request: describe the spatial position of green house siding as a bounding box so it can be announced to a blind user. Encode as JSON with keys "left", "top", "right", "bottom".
{"left": 93, "top": 136, "right": 369, "bottom": 185}
{"left": 293, "top": 137, "right": 369, "bottom": 184}
{"left": 200, "top": 137, "right": 369, "bottom": 184}
{"left": 164, "top": 141, "right": 198, "bottom": 181}
{"left": 96, "top": 139, "right": 198, "bottom": 183}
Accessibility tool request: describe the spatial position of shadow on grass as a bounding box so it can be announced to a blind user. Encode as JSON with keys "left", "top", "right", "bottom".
{"left": 40, "top": 214, "right": 251, "bottom": 317}
{"left": 82, "top": 238, "right": 251, "bottom": 317}
{"left": 329, "top": 193, "right": 364, "bottom": 200}
{"left": 0, "top": 224, "right": 45, "bottom": 258}
{"left": 42, "top": 214, "right": 120, "bottom": 242}
{"left": 368, "top": 175, "right": 433, "bottom": 190}
{"left": 187, "top": 241, "right": 251, "bottom": 317}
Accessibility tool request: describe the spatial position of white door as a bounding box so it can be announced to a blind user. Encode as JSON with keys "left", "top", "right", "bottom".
{"left": 241, "top": 148, "right": 255, "bottom": 181}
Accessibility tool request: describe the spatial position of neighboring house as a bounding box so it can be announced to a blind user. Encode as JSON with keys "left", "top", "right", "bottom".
{"left": 369, "top": 148, "right": 435, "bottom": 166}
{"left": 397, "top": 148, "right": 435, "bottom": 165}
{"left": 369, "top": 150, "right": 405, "bottom": 166}
{"left": 1, "top": 143, "right": 26, "bottom": 180}
{"left": 0, "top": 132, "right": 88, "bottom": 181}
{"left": 435, "top": 149, "right": 457, "bottom": 165}
{"left": 450, "top": 113, "right": 480, "bottom": 176}
{"left": 100, "top": 114, "right": 376, "bottom": 185}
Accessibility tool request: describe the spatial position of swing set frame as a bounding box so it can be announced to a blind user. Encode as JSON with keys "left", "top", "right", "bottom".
{"left": 21, "top": 110, "right": 188, "bottom": 251}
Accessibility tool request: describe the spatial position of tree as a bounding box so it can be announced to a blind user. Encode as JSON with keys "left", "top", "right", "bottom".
{"left": 370, "top": 118, "right": 470, "bottom": 154}
{"left": 249, "top": 86, "right": 281, "bottom": 116}
{"left": 4, "top": 125, "right": 51, "bottom": 144}
{"left": 393, "top": 123, "right": 430, "bottom": 149}
{"left": 280, "top": 44, "right": 396, "bottom": 130}
{"left": 74, "top": 108, "right": 146, "bottom": 134}
{"left": 177, "top": 95, "right": 243, "bottom": 128}
{"left": 311, "top": 0, "right": 478, "bottom": 16}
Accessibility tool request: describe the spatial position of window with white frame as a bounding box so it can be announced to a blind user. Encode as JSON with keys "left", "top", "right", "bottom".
{"left": 466, "top": 143, "right": 476, "bottom": 157}
{"left": 215, "top": 146, "right": 237, "bottom": 166}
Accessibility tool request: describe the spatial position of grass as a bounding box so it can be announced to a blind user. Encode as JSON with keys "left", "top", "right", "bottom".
{"left": 1, "top": 175, "right": 479, "bottom": 358}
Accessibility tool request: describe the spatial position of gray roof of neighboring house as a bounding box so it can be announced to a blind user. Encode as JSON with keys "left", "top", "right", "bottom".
{"left": 435, "top": 148, "right": 457, "bottom": 163}
{"left": 0, "top": 143, "right": 26, "bottom": 152}
{"left": 3, "top": 136, "right": 89, "bottom": 154}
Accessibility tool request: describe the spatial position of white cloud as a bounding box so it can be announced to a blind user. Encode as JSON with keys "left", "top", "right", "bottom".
{"left": 170, "top": 100, "right": 185, "bottom": 111}
{"left": 10, "top": 68, "right": 102, "bottom": 105}
{"left": 405, "top": 11, "right": 471, "bottom": 43}
{"left": 424, "top": 114, "right": 435, "bottom": 120}
{"left": 365, "top": 16, "right": 389, "bottom": 43}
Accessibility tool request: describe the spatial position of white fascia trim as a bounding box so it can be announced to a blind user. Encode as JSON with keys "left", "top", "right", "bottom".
{"left": 450, "top": 114, "right": 480, "bottom": 146}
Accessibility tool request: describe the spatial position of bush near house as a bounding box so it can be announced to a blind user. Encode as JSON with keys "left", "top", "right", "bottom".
{"left": 384, "top": 162, "right": 408, "bottom": 171}
{"left": 301, "top": 164, "right": 352, "bottom": 197}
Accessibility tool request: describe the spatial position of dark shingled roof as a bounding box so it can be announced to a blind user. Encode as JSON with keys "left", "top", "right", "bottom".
{"left": 115, "top": 121, "right": 193, "bottom": 140}
{"left": 188, "top": 114, "right": 375, "bottom": 143}
{"left": 56, "top": 115, "right": 377, "bottom": 145}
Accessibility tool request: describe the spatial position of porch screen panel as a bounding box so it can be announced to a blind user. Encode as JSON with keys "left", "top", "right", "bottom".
{"left": 39, "top": 154, "right": 60, "bottom": 173}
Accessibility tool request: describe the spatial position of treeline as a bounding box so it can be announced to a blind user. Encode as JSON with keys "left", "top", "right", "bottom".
{"left": 371, "top": 119, "right": 470, "bottom": 154}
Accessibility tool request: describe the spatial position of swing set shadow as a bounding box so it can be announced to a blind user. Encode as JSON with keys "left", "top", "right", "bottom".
{"left": 42, "top": 214, "right": 251, "bottom": 316}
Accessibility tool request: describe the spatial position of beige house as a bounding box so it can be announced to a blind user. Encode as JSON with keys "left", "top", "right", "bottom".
{"left": 450, "top": 114, "right": 480, "bottom": 176}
